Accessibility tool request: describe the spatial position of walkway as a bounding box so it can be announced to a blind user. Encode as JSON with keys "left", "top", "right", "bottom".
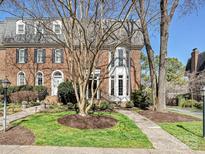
{"left": 167, "top": 106, "right": 202, "bottom": 119}
{"left": 118, "top": 110, "right": 192, "bottom": 151}
{"left": 0, "top": 105, "right": 41, "bottom": 130}
{"left": 0, "top": 145, "right": 204, "bottom": 154}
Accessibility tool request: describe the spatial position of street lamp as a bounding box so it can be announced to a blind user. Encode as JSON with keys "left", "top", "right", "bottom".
{"left": 201, "top": 86, "right": 205, "bottom": 138}
{"left": 1, "top": 77, "right": 11, "bottom": 132}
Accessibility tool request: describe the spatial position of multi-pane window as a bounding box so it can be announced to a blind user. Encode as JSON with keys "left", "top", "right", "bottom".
{"left": 111, "top": 52, "right": 115, "bottom": 67}
{"left": 16, "top": 20, "right": 25, "bottom": 34}
{"left": 19, "top": 49, "right": 25, "bottom": 63}
{"left": 126, "top": 51, "right": 129, "bottom": 67}
{"left": 18, "top": 72, "right": 26, "bottom": 86}
{"left": 118, "top": 75, "right": 123, "bottom": 96}
{"left": 55, "top": 49, "right": 62, "bottom": 63}
{"left": 36, "top": 72, "right": 43, "bottom": 86}
{"left": 111, "top": 76, "right": 115, "bottom": 96}
{"left": 118, "top": 49, "right": 123, "bottom": 66}
{"left": 126, "top": 76, "right": 129, "bottom": 96}
{"left": 34, "top": 22, "right": 44, "bottom": 34}
{"left": 37, "top": 49, "right": 43, "bottom": 63}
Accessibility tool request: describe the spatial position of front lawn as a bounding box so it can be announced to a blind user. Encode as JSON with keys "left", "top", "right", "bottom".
{"left": 13, "top": 111, "right": 152, "bottom": 148}
{"left": 160, "top": 121, "right": 205, "bottom": 151}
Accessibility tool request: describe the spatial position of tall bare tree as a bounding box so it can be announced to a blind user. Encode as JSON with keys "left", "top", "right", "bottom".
{"left": 133, "top": 0, "right": 205, "bottom": 111}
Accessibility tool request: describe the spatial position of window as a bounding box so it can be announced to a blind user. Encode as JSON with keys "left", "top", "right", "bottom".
{"left": 37, "top": 49, "right": 43, "bottom": 63}
{"left": 126, "top": 76, "right": 129, "bottom": 96}
{"left": 126, "top": 51, "right": 129, "bottom": 67}
{"left": 118, "top": 49, "right": 124, "bottom": 66}
{"left": 53, "top": 49, "right": 63, "bottom": 63}
{"left": 111, "top": 76, "right": 115, "bottom": 96}
{"left": 110, "top": 52, "right": 115, "bottom": 67}
{"left": 34, "top": 21, "right": 44, "bottom": 34}
{"left": 118, "top": 75, "right": 123, "bottom": 96}
{"left": 17, "top": 72, "right": 26, "bottom": 86}
{"left": 53, "top": 20, "right": 62, "bottom": 34}
{"left": 16, "top": 20, "right": 25, "bottom": 34}
{"left": 36, "top": 72, "right": 43, "bottom": 86}
{"left": 16, "top": 49, "right": 27, "bottom": 63}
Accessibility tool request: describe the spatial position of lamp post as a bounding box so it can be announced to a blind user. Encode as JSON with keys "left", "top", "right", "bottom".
{"left": 201, "top": 86, "right": 205, "bottom": 138}
{"left": 1, "top": 77, "right": 11, "bottom": 132}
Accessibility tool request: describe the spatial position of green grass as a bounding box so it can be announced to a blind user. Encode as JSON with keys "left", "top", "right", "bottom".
{"left": 13, "top": 111, "right": 152, "bottom": 148}
{"left": 160, "top": 121, "right": 205, "bottom": 150}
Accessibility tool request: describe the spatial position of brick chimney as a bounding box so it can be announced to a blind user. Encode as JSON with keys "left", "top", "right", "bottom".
{"left": 191, "top": 48, "right": 199, "bottom": 73}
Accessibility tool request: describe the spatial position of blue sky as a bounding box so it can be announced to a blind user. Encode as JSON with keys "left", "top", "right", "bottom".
{"left": 150, "top": 5, "right": 205, "bottom": 65}
{"left": 1, "top": 5, "right": 205, "bottom": 65}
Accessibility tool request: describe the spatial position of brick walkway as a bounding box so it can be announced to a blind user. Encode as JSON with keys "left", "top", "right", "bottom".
{"left": 0, "top": 106, "right": 41, "bottom": 130}
{"left": 117, "top": 110, "right": 192, "bottom": 151}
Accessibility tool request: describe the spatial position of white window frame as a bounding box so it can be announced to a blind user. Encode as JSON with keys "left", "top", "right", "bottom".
{"left": 37, "top": 49, "right": 44, "bottom": 63}
{"left": 55, "top": 49, "right": 62, "bottom": 63}
{"left": 53, "top": 20, "right": 62, "bottom": 34}
{"left": 118, "top": 75, "right": 123, "bottom": 96}
{"left": 19, "top": 49, "right": 25, "bottom": 63}
{"left": 17, "top": 71, "right": 26, "bottom": 86}
{"left": 116, "top": 47, "right": 126, "bottom": 67}
{"left": 34, "top": 21, "right": 44, "bottom": 34}
{"left": 16, "top": 20, "right": 25, "bottom": 34}
{"left": 35, "top": 71, "right": 44, "bottom": 86}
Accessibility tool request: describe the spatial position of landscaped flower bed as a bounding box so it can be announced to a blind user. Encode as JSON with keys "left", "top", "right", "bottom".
{"left": 6, "top": 111, "right": 153, "bottom": 148}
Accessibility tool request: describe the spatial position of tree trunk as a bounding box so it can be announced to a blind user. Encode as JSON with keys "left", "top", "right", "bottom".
{"left": 157, "top": 0, "right": 169, "bottom": 112}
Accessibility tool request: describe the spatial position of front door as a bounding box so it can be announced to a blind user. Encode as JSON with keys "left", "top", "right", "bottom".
{"left": 52, "top": 71, "right": 64, "bottom": 96}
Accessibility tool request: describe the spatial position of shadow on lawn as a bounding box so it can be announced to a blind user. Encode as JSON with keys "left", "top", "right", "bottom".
{"left": 177, "top": 124, "right": 202, "bottom": 138}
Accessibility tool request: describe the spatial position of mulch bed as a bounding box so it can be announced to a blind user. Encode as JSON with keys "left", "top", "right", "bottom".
{"left": 0, "top": 126, "right": 35, "bottom": 145}
{"left": 139, "top": 110, "right": 201, "bottom": 123}
{"left": 58, "top": 114, "right": 117, "bottom": 129}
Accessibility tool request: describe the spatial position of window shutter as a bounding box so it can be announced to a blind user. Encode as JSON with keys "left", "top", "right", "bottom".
{"left": 61, "top": 49, "right": 64, "bottom": 63}
{"left": 52, "top": 48, "right": 55, "bottom": 63}
{"left": 34, "top": 48, "right": 37, "bottom": 63}
{"left": 43, "top": 49, "right": 46, "bottom": 63}
{"left": 25, "top": 48, "right": 28, "bottom": 63}
{"left": 16, "top": 48, "right": 19, "bottom": 63}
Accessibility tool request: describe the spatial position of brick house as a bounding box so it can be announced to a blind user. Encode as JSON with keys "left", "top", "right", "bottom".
{"left": 0, "top": 18, "right": 143, "bottom": 102}
{"left": 185, "top": 48, "right": 205, "bottom": 100}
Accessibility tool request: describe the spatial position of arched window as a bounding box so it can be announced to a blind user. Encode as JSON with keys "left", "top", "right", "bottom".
{"left": 36, "top": 72, "right": 44, "bottom": 86}
{"left": 17, "top": 72, "right": 26, "bottom": 86}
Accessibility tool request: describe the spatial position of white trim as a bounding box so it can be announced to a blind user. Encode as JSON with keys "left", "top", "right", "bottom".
{"left": 35, "top": 71, "right": 44, "bottom": 86}
{"left": 51, "top": 70, "right": 64, "bottom": 96}
{"left": 54, "top": 49, "right": 62, "bottom": 63}
{"left": 18, "top": 48, "right": 26, "bottom": 63}
{"left": 16, "top": 20, "right": 25, "bottom": 34}
{"left": 17, "top": 71, "right": 26, "bottom": 86}
{"left": 53, "top": 20, "right": 62, "bottom": 34}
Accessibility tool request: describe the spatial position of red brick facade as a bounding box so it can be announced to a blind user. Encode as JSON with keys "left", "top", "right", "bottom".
{"left": 0, "top": 47, "right": 141, "bottom": 101}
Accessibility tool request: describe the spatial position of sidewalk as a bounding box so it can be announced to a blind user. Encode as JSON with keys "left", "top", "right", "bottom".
{"left": 167, "top": 106, "right": 202, "bottom": 119}
{"left": 0, "top": 105, "right": 41, "bottom": 130}
{"left": 0, "top": 145, "right": 204, "bottom": 154}
{"left": 117, "top": 110, "right": 192, "bottom": 152}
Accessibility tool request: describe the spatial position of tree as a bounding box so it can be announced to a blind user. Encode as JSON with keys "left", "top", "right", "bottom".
{"left": 141, "top": 54, "right": 186, "bottom": 86}
{"left": 0, "top": 0, "right": 137, "bottom": 116}
{"left": 133, "top": 0, "right": 205, "bottom": 111}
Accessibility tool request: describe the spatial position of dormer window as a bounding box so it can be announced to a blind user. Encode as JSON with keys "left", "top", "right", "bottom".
{"left": 53, "top": 20, "right": 62, "bottom": 34}
{"left": 34, "top": 21, "right": 44, "bottom": 34}
{"left": 16, "top": 20, "right": 25, "bottom": 34}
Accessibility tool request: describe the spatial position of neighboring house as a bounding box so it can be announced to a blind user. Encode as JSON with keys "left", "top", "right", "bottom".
{"left": 0, "top": 18, "right": 143, "bottom": 102}
{"left": 185, "top": 48, "right": 205, "bottom": 100}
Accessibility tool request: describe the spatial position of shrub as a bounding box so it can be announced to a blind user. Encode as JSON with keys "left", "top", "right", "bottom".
{"left": 58, "top": 81, "right": 77, "bottom": 105}
{"left": 99, "top": 101, "right": 110, "bottom": 110}
{"left": 34, "top": 86, "right": 48, "bottom": 100}
{"left": 10, "top": 91, "right": 38, "bottom": 103}
{"left": 194, "top": 101, "right": 203, "bottom": 110}
{"left": 131, "top": 86, "right": 151, "bottom": 109}
{"left": 178, "top": 99, "right": 198, "bottom": 108}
